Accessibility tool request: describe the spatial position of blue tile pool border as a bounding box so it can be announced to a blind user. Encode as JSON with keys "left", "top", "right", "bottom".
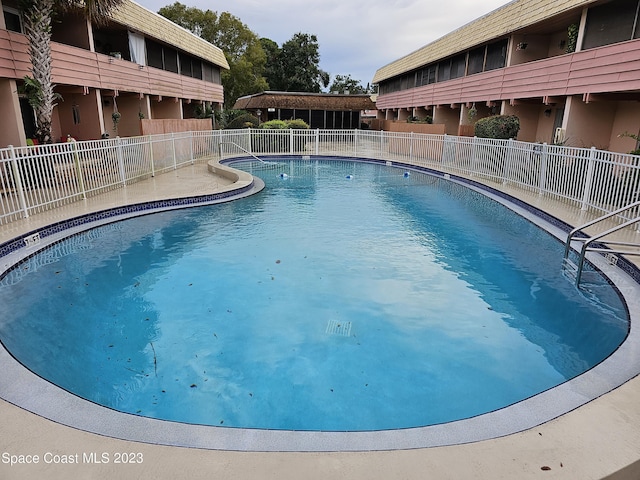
{"left": 0, "top": 180, "right": 257, "bottom": 261}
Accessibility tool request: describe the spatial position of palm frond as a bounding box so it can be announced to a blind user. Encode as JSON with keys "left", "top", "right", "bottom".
{"left": 56, "top": 0, "right": 126, "bottom": 25}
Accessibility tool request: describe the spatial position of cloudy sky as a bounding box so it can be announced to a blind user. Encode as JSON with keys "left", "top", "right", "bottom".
{"left": 135, "top": 0, "right": 512, "bottom": 87}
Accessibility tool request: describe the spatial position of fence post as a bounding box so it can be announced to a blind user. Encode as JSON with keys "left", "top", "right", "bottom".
{"left": 8, "top": 145, "right": 29, "bottom": 218}
{"left": 190, "top": 131, "right": 194, "bottom": 164}
{"left": 409, "top": 132, "right": 414, "bottom": 164}
{"left": 70, "top": 139, "right": 86, "bottom": 199}
{"left": 354, "top": 129, "right": 359, "bottom": 157}
{"left": 538, "top": 143, "right": 548, "bottom": 194}
{"left": 442, "top": 134, "right": 449, "bottom": 166}
{"left": 116, "top": 136, "right": 127, "bottom": 185}
{"left": 289, "top": 129, "right": 294, "bottom": 154}
{"left": 580, "top": 146, "right": 597, "bottom": 211}
{"left": 471, "top": 136, "right": 478, "bottom": 175}
{"left": 503, "top": 138, "right": 514, "bottom": 185}
{"left": 315, "top": 129, "right": 320, "bottom": 155}
{"left": 171, "top": 132, "right": 177, "bottom": 170}
{"left": 148, "top": 135, "right": 155, "bottom": 177}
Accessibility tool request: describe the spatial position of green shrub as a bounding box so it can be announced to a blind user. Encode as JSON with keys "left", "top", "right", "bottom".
{"left": 259, "top": 119, "right": 310, "bottom": 129}
{"left": 285, "top": 118, "right": 310, "bottom": 129}
{"left": 259, "top": 119, "right": 289, "bottom": 129}
{"left": 474, "top": 115, "right": 520, "bottom": 139}
{"left": 225, "top": 113, "right": 259, "bottom": 129}
{"left": 406, "top": 115, "right": 432, "bottom": 124}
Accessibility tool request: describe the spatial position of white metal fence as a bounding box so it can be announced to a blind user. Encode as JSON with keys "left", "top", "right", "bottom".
{"left": 1, "top": 129, "right": 639, "bottom": 225}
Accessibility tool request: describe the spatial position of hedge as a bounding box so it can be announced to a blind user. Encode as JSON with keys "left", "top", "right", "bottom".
{"left": 474, "top": 115, "right": 520, "bottom": 139}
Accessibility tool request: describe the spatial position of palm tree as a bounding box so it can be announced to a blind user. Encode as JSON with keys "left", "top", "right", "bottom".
{"left": 20, "top": 0, "right": 125, "bottom": 143}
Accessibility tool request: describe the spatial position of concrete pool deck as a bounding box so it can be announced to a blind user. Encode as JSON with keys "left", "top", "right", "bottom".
{"left": 1, "top": 159, "right": 640, "bottom": 479}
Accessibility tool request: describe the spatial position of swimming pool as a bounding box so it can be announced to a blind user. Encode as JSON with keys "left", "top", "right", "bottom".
{"left": 0, "top": 156, "right": 638, "bottom": 451}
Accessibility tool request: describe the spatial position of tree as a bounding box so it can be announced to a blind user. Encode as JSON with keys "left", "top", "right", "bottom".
{"left": 328, "top": 74, "right": 368, "bottom": 94}
{"left": 158, "top": 3, "right": 268, "bottom": 108}
{"left": 260, "top": 38, "right": 285, "bottom": 91}
{"left": 19, "top": 0, "right": 124, "bottom": 143}
{"left": 261, "top": 34, "right": 331, "bottom": 93}
{"left": 279, "top": 33, "right": 329, "bottom": 92}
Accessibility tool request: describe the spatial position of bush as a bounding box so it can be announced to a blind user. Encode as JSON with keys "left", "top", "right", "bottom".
{"left": 253, "top": 118, "right": 309, "bottom": 152}
{"left": 285, "top": 118, "right": 309, "bottom": 129}
{"left": 226, "top": 113, "right": 259, "bottom": 129}
{"left": 259, "top": 119, "right": 289, "bottom": 129}
{"left": 474, "top": 115, "right": 520, "bottom": 139}
{"left": 259, "top": 119, "right": 309, "bottom": 129}
{"left": 407, "top": 115, "right": 433, "bottom": 124}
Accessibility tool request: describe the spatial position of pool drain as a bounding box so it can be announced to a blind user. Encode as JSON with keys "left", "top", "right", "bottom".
{"left": 325, "top": 320, "right": 352, "bottom": 337}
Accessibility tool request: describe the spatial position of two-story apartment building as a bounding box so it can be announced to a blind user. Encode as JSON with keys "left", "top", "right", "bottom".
{"left": 373, "top": 0, "right": 640, "bottom": 154}
{"left": 0, "top": 0, "right": 229, "bottom": 147}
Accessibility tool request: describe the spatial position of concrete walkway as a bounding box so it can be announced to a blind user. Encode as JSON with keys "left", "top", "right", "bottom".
{"left": 1, "top": 159, "right": 640, "bottom": 480}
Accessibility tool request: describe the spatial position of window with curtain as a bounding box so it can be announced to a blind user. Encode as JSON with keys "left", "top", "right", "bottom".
{"left": 128, "top": 31, "right": 146, "bottom": 66}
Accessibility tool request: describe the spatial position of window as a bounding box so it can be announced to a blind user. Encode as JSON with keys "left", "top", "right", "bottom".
{"left": 418, "top": 66, "right": 436, "bottom": 86}
{"left": 202, "top": 63, "right": 221, "bottom": 84}
{"left": 437, "top": 60, "right": 451, "bottom": 82}
{"left": 3, "top": 7, "right": 23, "bottom": 33}
{"left": 178, "top": 53, "right": 204, "bottom": 79}
{"left": 583, "top": 0, "right": 640, "bottom": 49}
{"left": 164, "top": 48, "right": 178, "bottom": 73}
{"left": 192, "top": 59, "right": 202, "bottom": 80}
{"left": 145, "top": 39, "right": 178, "bottom": 73}
{"left": 485, "top": 39, "right": 507, "bottom": 71}
{"left": 467, "top": 47, "right": 485, "bottom": 75}
{"left": 427, "top": 66, "right": 436, "bottom": 85}
{"left": 179, "top": 52, "right": 192, "bottom": 77}
{"left": 450, "top": 54, "right": 466, "bottom": 79}
{"left": 146, "top": 40, "right": 163, "bottom": 69}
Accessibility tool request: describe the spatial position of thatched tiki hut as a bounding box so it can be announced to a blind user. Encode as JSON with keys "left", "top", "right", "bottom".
{"left": 233, "top": 91, "right": 376, "bottom": 129}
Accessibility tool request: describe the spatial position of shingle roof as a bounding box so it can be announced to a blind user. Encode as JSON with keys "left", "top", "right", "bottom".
{"left": 234, "top": 91, "right": 376, "bottom": 110}
{"left": 372, "top": 0, "right": 596, "bottom": 84}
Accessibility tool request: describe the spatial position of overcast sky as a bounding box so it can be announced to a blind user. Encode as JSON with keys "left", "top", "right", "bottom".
{"left": 135, "top": 0, "right": 512, "bottom": 88}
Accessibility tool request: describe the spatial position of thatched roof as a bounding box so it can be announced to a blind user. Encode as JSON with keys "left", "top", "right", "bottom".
{"left": 234, "top": 91, "right": 376, "bottom": 111}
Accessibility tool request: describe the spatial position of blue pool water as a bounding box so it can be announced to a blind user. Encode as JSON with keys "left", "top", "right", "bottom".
{"left": 0, "top": 159, "right": 629, "bottom": 431}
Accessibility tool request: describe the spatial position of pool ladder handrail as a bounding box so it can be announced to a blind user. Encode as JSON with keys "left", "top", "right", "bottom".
{"left": 563, "top": 200, "right": 640, "bottom": 287}
{"left": 218, "top": 142, "right": 269, "bottom": 164}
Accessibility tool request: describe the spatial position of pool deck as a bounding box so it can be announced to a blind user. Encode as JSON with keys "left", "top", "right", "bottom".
{"left": 1, "top": 160, "right": 640, "bottom": 480}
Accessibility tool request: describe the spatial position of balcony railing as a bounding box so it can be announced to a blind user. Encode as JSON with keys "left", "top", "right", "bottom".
{"left": 0, "top": 30, "right": 223, "bottom": 102}
{"left": 1, "top": 129, "right": 638, "bottom": 228}
{"left": 375, "top": 39, "right": 640, "bottom": 109}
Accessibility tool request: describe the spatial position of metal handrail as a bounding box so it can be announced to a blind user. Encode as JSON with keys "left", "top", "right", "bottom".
{"left": 563, "top": 200, "right": 640, "bottom": 286}
{"left": 218, "top": 142, "right": 268, "bottom": 164}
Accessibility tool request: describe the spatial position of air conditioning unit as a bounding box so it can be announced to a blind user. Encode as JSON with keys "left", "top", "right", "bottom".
{"left": 554, "top": 128, "right": 566, "bottom": 145}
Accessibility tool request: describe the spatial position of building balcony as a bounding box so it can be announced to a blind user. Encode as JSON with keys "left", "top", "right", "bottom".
{"left": 0, "top": 29, "right": 223, "bottom": 103}
{"left": 375, "top": 39, "right": 640, "bottom": 110}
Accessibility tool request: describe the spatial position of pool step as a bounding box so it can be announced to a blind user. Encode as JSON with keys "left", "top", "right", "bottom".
{"left": 326, "top": 320, "right": 352, "bottom": 337}
{"left": 562, "top": 257, "right": 578, "bottom": 279}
